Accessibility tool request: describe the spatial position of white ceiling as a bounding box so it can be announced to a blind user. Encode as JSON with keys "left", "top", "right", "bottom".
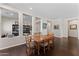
{"left": 3, "top": 3, "right": 79, "bottom": 19}
{"left": 1, "top": 7, "right": 32, "bottom": 21}
{"left": 1, "top": 7, "right": 18, "bottom": 19}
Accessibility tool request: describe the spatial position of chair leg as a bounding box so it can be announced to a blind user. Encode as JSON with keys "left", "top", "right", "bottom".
{"left": 48, "top": 41, "right": 50, "bottom": 50}
{"left": 32, "top": 48, "right": 35, "bottom": 55}
{"left": 44, "top": 46, "right": 45, "bottom": 54}
{"left": 26, "top": 48, "right": 30, "bottom": 56}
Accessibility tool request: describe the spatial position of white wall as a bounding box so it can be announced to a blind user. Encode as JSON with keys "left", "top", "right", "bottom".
{"left": 0, "top": 4, "right": 26, "bottom": 50}
{"left": 0, "top": 12, "right": 25, "bottom": 50}
{"left": 61, "top": 19, "right": 68, "bottom": 37}
{"left": 41, "top": 19, "right": 48, "bottom": 35}
{"left": 52, "top": 19, "right": 62, "bottom": 37}
{"left": 68, "top": 20, "right": 79, "bottom": 37}
{"left": 23, "top": 15, "right": 32, "bottom": 25}
{"left": 32, "top": 17, "right": 48, "bottom": 35}
{"left": 35, "top": 21, "right": 41, "bottom": 33}
{"left": 61, "top": 18, "right": 79, "bottom": 39}
{"left": 1, "top": 17, "right": 17, "bottom": 35}
{"left": 32, "top": 18, "right": 67, "bottom": 37}
{"left": 52, "top": 19, "right": 68, "bottom": 38}
{"left": 32, "top": 17, "right": 52, "bottom": 35}
{"left": 32, "top": 17, "right": 41, "bottom": 34}
{"left": 34, "top": 20, "right": 41, "bottom": 33}
{"left": 47, "top": 21, "right": 52, "bottom": 33}
{"left": 0, "top": 36, "right": 25, "bottom": 50}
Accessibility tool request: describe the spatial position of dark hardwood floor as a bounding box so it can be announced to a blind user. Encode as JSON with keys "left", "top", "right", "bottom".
{"left": 0, "top": 37, "right": 79, "bottom": 56}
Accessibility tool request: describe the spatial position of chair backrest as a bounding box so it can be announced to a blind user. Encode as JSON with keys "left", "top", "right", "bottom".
{"left": 26, "top": 35, "right": 35, "bottom": 48}
{"left": 34, "top": 33, "right": 40, "bottom": 36}
{"left": 25, "top": 35, "right": 31, "bottom": 47}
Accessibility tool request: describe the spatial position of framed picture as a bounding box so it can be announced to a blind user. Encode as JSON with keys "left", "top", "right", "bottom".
{"left": 54, "top": 25, "right": 59, "bottom": 30}
{"left": 43, "top": 23, "right": 47, "bottom": 29}
{"left": 70, "top": 24, "right": 77, "bottom": 30}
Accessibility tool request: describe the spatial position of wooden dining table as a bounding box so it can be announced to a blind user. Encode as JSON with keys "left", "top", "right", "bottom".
{"left": 31, "top": 35, "right": 53, "bottom": 55}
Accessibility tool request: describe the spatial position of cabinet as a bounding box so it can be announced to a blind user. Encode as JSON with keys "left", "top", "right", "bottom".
{"left": 12, "top": 24, "right": 19, "bottom": 36}
{"left": 23, "top": 25, "right": 32, "bottom": 35}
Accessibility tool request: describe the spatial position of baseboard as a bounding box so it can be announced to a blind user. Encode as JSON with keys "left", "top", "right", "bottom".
{"left": 68, "top": 36, "right": 78, "bottom": 39}
{"left": 54, "top": 36, "right": 68, "bottom": 39}
{"left": 54, "top": 36, "right": 61, "bottom": 39}
{"left": 54, "top": 36, "right": 78, "bottom": 39}
{"left": 0, "top": 42, "right": 26, "bottom": 50}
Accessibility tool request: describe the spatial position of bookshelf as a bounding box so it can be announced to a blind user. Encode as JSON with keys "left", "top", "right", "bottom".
{"left": 23, "top": 25, "right": 32, "bottom": 35}
{"left": 12, "top": 24, "right": 19, "bottom": 36}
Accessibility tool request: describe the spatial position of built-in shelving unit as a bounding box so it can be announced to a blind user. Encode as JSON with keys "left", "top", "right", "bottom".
{"left": 23, "top": 25, "right": 32, "bottom": 34}
{"left": 12, "top": 24, "right": 19, "bottom": 36}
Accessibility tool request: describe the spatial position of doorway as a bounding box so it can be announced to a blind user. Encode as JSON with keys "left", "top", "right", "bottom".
{"left": 68, "top": 20, "right": 78, "bottom": 39}
{"left": 68, "top": 19, "right": 79, "bottom": 48}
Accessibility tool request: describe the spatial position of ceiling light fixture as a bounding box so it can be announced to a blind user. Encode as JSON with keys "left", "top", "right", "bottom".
{"left": 29, "top": 7, "right": 32, "bottom": 10}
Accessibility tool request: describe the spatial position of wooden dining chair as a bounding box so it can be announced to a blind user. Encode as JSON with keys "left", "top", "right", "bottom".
{"left": 49, "top": 38, "right": 54, "bottom": 49}
{"left": 33, "top": 34, "right": 41, "bottom": 55}
{"left": 48, "top": 34, "right": 54, "bottom": 49}
{"left": 25, "top": 35, "right": 36, "bottom": 55}
{"left": 40, "top": 36, "right": 49, "bottom": 54}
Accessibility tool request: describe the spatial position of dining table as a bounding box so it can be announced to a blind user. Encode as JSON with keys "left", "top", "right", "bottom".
{"left": 31, "top": 34, "right": 53, "bottom": 55}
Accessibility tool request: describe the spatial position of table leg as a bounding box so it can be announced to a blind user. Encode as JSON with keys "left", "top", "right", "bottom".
{"left": 37, "top": 42, "right": 40, "bottom": 55}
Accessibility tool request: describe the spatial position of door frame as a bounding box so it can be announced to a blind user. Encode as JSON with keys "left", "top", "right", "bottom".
{"left": 68, "top": 19, "right": 78, "bottom": 39}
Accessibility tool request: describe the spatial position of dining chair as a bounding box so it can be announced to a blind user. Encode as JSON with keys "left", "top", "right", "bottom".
{"left": 40, "top": 36, "right": 49, "bottom": 54}
{"left": 25, "top": 35, "right": 36, "bottom": 55}
{"left": 33, "top": 33, "right": 41, "bottom": 55}
{"left": 48, "top": 34, "right": 54, "bottom": 49}
{"left": 49, "top": 37, "right": 54, "bottom": 49}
